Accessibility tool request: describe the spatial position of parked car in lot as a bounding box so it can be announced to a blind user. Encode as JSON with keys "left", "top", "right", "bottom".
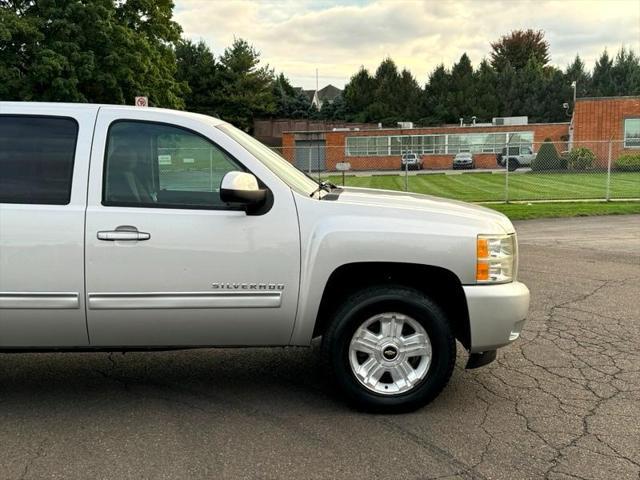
{"left": 496, "top": 145, "right": 535, "bottom": 171}
{"left": 400, "top": 152, "right": 423, "bottom": 170}
{"left": 0, "top": 102, "right": 530, "bottom": 412}
{"left": 452, "top": 152, "right": 475, "bottom": 169}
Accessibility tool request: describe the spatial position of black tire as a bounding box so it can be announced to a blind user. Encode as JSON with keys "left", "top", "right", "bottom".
{"left": 507, "top": 159, "right": 519, "bottom": 171}
{"left": 321, "top": 285, "right": 456, "bottom": 413}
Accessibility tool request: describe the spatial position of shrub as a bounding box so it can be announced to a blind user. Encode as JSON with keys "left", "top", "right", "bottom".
{"left": 532, "top": 140, "right": 566, "bottom": 171}
{"left": 615, "top": 154, "right": 640, "bottom": 171}
{"left": 567, "top": 147, "right": 595, "bottom": 170}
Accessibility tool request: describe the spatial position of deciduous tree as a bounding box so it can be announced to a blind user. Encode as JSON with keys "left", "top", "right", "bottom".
{"left": 490, "top": 29, "right": 550, "bottom": 71}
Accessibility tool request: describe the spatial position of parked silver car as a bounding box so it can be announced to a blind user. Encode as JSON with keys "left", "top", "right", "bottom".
{"left": 453, "top": 152, "right": 475, "bottom": 169}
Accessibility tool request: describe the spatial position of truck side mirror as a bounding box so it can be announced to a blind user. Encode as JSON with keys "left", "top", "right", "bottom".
{"left": 220, "top": 171, "right": 267, "bottom": 208}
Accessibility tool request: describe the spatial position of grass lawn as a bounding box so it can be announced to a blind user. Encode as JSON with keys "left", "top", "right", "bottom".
{"left": 485, "top": 201, "right": 640, "bottom": 220}
{"left": 325, "top": 171, "right": 640, "bottom": 202}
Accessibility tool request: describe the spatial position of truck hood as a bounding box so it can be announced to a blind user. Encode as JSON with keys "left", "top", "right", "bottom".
{"left": 333, "top": 186, "right": 515, "bottom": 234}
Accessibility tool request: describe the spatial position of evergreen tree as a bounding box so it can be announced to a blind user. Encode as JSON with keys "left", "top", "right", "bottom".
{"left": 396, "top": 68, "right": 421, "bottom": 121}
{"left": 175, "top": 39, "right": 220, "bottom": 116}
{"left": 565, "top": 55, "right": 591, "bottom": 101}
{"left": 319, "top": 94, "right": 346, "bottom": 120}
{"left": 591, "top": 50, "right": 615, "bottom": 96}
{"left": 343, "top": 67, "right": 375, "bottom": 121}
{"left": 216, "top": 38, "right": 275, "bottom": 131}
{"left": 422, "top": 64, "right": 452, "bottom": 124}
{"left": 272, "top": 73, "right": 311, "bottom": 118}
{"left": 611, "top": 47, "right": 640, "bottom": 96}
{"left": 371, "top": 57, "right": 401, "bottom": 122}
{"left": 473, "top": 59, "right": 500, "bottom": 121}
{"left": 446, "top": 53, "right": 476, "bottom": 122}
{"left": 495, "top": 61, "right": 518, "bottom": 117}
{"left": 541, "top": 66, "right": 571, "bottom": 122}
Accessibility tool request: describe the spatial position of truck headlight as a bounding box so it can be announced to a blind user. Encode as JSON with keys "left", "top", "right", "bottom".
{"left": 476, "top": 234, "right": 516, "bottom": 283}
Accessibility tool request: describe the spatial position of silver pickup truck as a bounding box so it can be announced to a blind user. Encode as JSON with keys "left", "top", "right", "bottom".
{"left": 0, "top": 103, "right": 530, "bottom": 412}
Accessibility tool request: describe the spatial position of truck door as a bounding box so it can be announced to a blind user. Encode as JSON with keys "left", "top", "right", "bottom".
{"left": 0, "top": 105, "right": 96, "bottom": 347}
{"left": 84, "top": 108, "right": 300, "bottom": 347}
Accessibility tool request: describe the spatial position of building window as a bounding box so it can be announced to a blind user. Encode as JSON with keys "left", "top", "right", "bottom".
{"left": 624, "top": 119, "right": 640, "bottom": 148}
{"left": 345, "top": 131, "right": 534, "bottom": 156}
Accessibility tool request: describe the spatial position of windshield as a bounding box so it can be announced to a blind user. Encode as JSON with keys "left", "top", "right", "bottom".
{"left": 217, "top": 123, "right": 320, "bottom": 196}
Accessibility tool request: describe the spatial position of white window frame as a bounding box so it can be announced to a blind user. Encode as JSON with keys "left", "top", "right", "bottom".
{"left": 624, "top": 118, "right": 640, "bottom": 149}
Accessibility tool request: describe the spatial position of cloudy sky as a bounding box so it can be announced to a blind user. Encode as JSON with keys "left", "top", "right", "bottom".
{"left": 175, "top": 0, "right": 640, "bottom": 89}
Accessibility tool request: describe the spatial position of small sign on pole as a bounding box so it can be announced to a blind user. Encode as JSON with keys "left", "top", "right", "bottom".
{"left": 135, "top": 96, "right": 148, "bottom": 107}
{"left": 336, "top": 162, "right": 351, "bottom": 186}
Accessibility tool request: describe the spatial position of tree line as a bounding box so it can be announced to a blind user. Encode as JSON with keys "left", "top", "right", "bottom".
{"left": 340, "top": 30, "right": 640, "bottom": 125}
{"left": 1, "top": 2, "right": 639, "bottom": 130}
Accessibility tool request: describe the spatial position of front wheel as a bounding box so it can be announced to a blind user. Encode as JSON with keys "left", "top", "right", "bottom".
{"left": 321, "top": 285, "right": 456, "bottom": 413}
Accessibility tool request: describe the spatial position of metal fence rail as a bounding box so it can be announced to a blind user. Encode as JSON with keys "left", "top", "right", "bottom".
{"left": 273, "top": 140, "right": 640, "bottom": 203}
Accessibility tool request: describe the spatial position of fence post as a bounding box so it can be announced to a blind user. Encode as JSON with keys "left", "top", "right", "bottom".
{"left": 404, "top": 151, "right": 409, "bottom": 192}
{"left": 606, "top": 140, "right": 612, "bottom": 201}
{"left": 504, "top": 134, "right": 510, "bottom": 203}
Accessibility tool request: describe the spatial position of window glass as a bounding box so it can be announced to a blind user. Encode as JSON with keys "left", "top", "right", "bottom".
{"left": 375, "top": 136, "right": 388, "bottom": 155}
{"left": 624, "top": 119, "right": 640, "bottom": 148}
{"left": 104, "top": 121, "right": 242, "bottom": 209}
{"left": 218, "top": 123, "right": 318, "bottom": 196}
{"left": 367, "top": 137, "right": 377, "bottom": 155}
{"left": 345, "top": 131, "right": 533, "bottom": 156}
{"left": 0, "top": 116, "right": 78, "bottom": 205}
{"left": 390, "top": 136, "right": 401, "bottom": 155}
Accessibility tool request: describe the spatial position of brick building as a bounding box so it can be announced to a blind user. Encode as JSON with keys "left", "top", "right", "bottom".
{"left": 570, "top": 96, "right": 640, "bottom": 166}
{"left": 280, "top": 95, "right": 640, "bottom": 171}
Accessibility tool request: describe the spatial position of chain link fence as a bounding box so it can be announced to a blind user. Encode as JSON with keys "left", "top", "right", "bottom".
{"left": 274, "top": 140, "right": 640, "bottom": 204}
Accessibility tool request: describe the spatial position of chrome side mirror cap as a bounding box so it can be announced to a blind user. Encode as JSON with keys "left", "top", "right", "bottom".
{"left": 220, "top": 171, "right": 267, "bottom": 207}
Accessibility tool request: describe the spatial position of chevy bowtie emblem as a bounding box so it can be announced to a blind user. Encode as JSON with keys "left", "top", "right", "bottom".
{"left": 383, "top": 347, "right": 398, "bottom": 360}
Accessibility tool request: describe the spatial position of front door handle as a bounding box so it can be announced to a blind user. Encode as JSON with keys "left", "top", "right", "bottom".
{"left": 97, "top": 225, "right": 151, "bottom": 241}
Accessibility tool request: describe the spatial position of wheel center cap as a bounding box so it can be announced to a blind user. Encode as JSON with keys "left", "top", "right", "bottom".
{"left": 382, "top": 345, "right": 398, "bottom": 361}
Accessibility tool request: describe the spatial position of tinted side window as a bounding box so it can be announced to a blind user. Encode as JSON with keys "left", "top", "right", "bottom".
{"left": 0, "top": 116, "right": 78, "bottom": 205}
{"left": 104, "top": 121, "right": 243, "bottom": 209}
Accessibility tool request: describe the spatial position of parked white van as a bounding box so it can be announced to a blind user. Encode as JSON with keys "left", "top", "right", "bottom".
{"left": 0, "top": 103, "right": 529, "bottom": 411}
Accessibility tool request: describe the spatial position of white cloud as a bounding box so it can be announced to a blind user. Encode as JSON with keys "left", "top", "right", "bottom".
{"left": 175, "top": 0, "right": 640, "bottom": 89}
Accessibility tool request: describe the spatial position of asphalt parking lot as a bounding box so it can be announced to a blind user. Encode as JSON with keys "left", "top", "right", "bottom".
{"left": 1, "top": 215, "right": 638, "bottom": 480}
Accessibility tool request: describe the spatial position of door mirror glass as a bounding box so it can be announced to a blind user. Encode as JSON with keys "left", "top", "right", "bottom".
{"left": 220, "top": 171, "right": 266, "bottom": 207}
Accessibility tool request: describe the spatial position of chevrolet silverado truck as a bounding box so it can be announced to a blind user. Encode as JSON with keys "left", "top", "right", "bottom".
{"left": 0, "top": 103, "right": 530, "bottom": 412}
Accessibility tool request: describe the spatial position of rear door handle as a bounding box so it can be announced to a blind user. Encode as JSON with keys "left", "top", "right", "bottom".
{"left": 97, "top": 226, "right": 151, "bottom": 241}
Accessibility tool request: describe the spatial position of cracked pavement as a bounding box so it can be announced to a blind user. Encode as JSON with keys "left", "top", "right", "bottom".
{"left": 1, "top": 215, "right": 638, "bottom": 479}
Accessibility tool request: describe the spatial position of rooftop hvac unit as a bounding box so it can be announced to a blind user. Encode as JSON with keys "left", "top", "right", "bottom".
{"left": 397, "top": 122, "right": 414, "bottom": 129}
{"left": 492, "top": 116, "right": 528, "bottom": 126}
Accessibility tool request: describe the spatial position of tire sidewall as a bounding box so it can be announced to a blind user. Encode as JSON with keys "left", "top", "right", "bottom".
{"left": 327, "top": 289, "right": 455, "bottom": 412}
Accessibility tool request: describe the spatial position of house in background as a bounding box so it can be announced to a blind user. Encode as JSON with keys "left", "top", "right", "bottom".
{"left": 302, "top": 84, "right": 343, "bottom": 110}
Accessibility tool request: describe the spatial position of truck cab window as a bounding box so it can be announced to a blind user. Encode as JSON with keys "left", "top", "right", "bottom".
{"left": 103, "top": 121, "right": 242, "bottom": 209}
{"left": 0, "top": 116, "right": 78, "bottom": 205}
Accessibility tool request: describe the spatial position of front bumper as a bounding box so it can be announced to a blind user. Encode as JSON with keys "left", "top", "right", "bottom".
{"left": 463, "top": 281, "right": 530, "bottom": 353}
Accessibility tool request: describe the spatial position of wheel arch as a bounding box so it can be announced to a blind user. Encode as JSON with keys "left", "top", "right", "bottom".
{"left": 312, "top": 262, "right": 471, "bottom": 350}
